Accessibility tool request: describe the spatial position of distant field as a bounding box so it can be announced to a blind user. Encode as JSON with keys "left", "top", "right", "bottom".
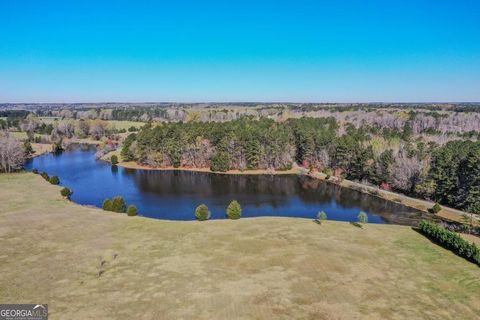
{"left": 34, "top": 118, "right": 145, "bottom": 130}
{"left": 38, "top": 116, "right": 61, "bottom": 124}
{"left": 0, "top": 173, "right": 479, "bottom": 319}
{"left": 35, "top": 117, "right": 145, "bottom": 130}
{"left": 9, "top": 131, "right": 27, "bottom": 139}
{"left": 9, "top": 131, "right": 45, "bottom": 140}
{"left": 106, "top": 120, "right": 145, "bottom": 130}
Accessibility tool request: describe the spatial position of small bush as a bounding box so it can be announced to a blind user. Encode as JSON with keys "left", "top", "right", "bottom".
{"left": 278, "top": 162, "right": 293, "bottom": 171}
{"left": 128, "top": 126, "right": 138, "bottom": 132}
{"left": 226, "top": 200, "right": 242, "bottom": 219}
{"left": 24, "top": 140, "right": 33, "bottom": 154}
{"left": 317, "top": 211, "right": 327, "bottom": 221}
{"left": 32, "top": 168, "right": 39, "bottom": 174}
{"left": 49, "top": 176, "right": 60, "bottom": 185}
{"left": 41, "top": 172, "right": 49, "bottom": 180}
{"left": 102, "top": 199, "right": 113, "bottom": 211}
{"left": 53, "top": 142, "right": 63, "bottom": 153}
{"left": 358, "top": 211, "right": 368, "bottom": 223}
{"left": 111, "top": 196, "right": 126, "bottom": 213}
{"left": 322, "top": 167, "right": 333, "bottom": 176}
{"left": 111, "top": 154, "right": 118, "bottom": 165}
{"left": 430, "top": 203, "right": 442, "bottom": 214}
{"left": 195, "top": 204, "right": 211, "bottom": 221}
{"left": 418, "top": 220, "right": 480, "bottom": 266}
{"left": 60, "top": 187, "right": 73, "bottom": 198}
{"left": 127, "top": 205, "right": 138, "bottom": 216}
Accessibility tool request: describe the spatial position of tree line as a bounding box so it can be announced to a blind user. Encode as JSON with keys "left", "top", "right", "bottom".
{"left": 122, "top": 117, "right": 480, "bottom": 214}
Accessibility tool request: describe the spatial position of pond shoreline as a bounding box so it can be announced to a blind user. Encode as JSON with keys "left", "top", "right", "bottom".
{"left": 36, "top": 143, "right": 478, "bottom": 226}
{"left": 108, "top": 156, "right": 476, "bottom": 225}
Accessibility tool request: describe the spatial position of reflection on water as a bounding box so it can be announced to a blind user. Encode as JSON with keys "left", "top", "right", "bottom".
{"left": 25, "top": 145, "right": 431, "bottom": 225}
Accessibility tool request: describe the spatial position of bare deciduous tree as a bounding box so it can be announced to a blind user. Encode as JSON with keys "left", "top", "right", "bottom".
{"left": 0, "top": 132, "right": 26, "bottom": 173}
{"left": 390, "top": 152, "right": 424, "bottom": 193}
{"left": 90, "top": 120, "right": 108, "bottom": 140}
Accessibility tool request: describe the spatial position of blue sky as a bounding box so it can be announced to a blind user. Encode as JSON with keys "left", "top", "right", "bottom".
{"left": 1, "top": 0, "right": 479, "bottom": 102}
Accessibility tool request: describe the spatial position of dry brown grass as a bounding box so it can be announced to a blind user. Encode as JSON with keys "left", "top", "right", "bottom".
{"left": 31, "top": 143, "right": 53, "bottom": 157}
{"left": 0, "top": 173, "right": 479, "bottom": 319}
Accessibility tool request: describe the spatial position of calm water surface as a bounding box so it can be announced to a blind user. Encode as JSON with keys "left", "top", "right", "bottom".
{"left": 26, "top": 145, "right": 429, "bottom": 225}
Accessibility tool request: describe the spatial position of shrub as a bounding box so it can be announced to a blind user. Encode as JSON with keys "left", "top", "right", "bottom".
{"left": 278, "top": 162, "right": 293, "bottom": 171}
{"left": 24, "top": 140, "right": 33, "bottom": 154}
{"left": 41, "top": 172, "right": 49, "bottom": 180}
{"left": 430, "top": 203, "right": 442, "bottom": 214}
{"left": 53, "top": 142, "right": 63, "bottom": 153}
{"left": 49, "top": 176, "right": 60, "bottom": 185}
{"left": 32, "top": 168, "right": 39, "bottom": 174}
{"left": 322, "top": 167, "right": 333, "bottom": 176}
{"left": 127, "top": 205, "right": 138, "bottom": 216}
{"left": 358, "top": 211, "right": 368, "bottom": 223}
{"left": 60, "top": 187, "right": 73, "bottom": 198}
{"left": 128, "top": 126, "right": 138, "bottom": 132}
{"left": 102, "top": 199, "right": 113, "bottom": 211}
{"left": 317, "top": 211, "right": 327, "bottom": 221}
{"left": 195, "top": 204, "right": 211, "bottom": 221}
{"left": 111, "top": 196, "right": 126, "bottom": 213}
{"left": 226, "top": 200, "right": 242, "bottom": 219}
{"left": 111, "top": 154, "right": 119, "bottom": 165}
{"left": 418, "top": 220, "right": 480, "bottom": 266}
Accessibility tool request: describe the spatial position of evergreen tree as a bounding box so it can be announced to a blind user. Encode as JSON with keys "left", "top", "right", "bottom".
{"left": 121, "top": 133, "right": 137, "bottom": 161}
{"left": 245, "top": 138, "right": 261, "bottom": 169}
{"left": 195, "top": 204, "right": 210, "bottom": 221}
{"left": 111, "top": 196, "right": 127, "bottom": 213}
{"left": 103, "top": 199, "right": 113, "bottom": 211}
{"left": 226, "top": 200, "right": 242, "bottom": 219}
{"left": 127, "top": 205, "right": 138, "bottom": 216}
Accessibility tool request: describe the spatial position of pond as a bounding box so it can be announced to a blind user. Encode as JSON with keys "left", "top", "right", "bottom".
{"left": 25, "top": 145, "right": 430, "bottom": 225}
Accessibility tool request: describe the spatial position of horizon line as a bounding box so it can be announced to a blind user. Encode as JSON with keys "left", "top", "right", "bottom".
{"left": 1, "top": 101, "right": 480, "bottom": 105}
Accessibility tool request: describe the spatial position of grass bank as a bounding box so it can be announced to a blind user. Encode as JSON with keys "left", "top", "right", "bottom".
{"left": 0, "top": 172, "right": 479, "bottom": 319}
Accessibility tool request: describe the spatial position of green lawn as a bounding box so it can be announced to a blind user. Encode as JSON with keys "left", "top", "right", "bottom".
{"left": 0, "top": 173, "right": 478, "bottom": 320}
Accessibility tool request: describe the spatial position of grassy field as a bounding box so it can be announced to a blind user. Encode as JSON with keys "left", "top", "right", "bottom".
{"left": 38, "top": 116, "right": 61, "bottom": 124}
{"left": 0, "top": 173, "right": 479, "bottom": 319}
{"left": 9, "top": 131, "right": 28, "bottom": 139}
{"left": 33, "top": 117, "right": 145, "bottom": 130}
{"left": 106, "top": 120, "right": 145, "bottom": 130}
{"left": 8, "top": 131, "right": 45, "bottom": 141}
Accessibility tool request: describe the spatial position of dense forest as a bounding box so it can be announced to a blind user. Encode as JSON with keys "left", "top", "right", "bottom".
{"left": 122, "top": 117, "right": 480, "bottom": 214}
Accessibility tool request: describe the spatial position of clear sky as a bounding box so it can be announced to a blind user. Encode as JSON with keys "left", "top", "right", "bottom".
{"left": 1, "top": 0, "right": 479, "bottom": 103}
